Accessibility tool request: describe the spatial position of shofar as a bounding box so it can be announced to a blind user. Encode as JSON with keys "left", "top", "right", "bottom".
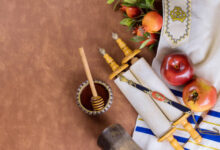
{"left": 97, "top": 124, "right": 142, "bottom": 150}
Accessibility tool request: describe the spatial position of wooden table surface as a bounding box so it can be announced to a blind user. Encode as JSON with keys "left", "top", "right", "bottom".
{"left": 0, "top": 0, "right": 155, "bottom": 149}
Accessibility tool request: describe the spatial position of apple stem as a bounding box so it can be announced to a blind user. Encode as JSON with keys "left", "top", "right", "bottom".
{"left": 174, "top": 64, "right": 179, "bottom": 69}
{"left": 192, "top": 92, "right": 198, "bottom": 99}
{"left": 188, "top": 90, "right": 198, "bottom": 103}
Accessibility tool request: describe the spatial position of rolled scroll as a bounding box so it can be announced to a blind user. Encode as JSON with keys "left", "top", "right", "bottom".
{"left": 130, "top": 58, "right": 201, "bottom": 143}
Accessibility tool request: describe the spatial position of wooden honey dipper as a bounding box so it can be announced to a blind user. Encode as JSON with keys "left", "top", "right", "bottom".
{"left": 79, "top": 47, "right": 105, "bottom": 111}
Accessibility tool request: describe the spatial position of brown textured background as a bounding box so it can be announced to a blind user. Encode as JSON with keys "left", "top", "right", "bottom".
{"left": 0, "top": 0, "right": 155, "bottom": 149}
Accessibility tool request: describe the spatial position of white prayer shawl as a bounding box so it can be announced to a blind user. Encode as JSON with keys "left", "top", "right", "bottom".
{"left": 132, "top": 0, "right": 220, "bottom": 149}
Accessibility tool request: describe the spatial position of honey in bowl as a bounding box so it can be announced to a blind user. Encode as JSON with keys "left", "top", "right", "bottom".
{"left": 76, "top": 80, "right": 113, "bottom": 115}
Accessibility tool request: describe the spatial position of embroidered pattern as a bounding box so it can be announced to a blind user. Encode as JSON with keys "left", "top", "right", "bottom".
{"left": 163, "top": 0, "right": 191, "bottom": 46}
{"left": 170, "top": 6, "right": 186, "bottom": 22}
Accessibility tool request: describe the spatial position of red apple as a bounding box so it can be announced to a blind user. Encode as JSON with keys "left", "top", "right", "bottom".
{"left": 120, "top": 5, "right": 141, "bottom": 18}
{"left": 183, "top": 78, "right": 217, "bottom": 112}
{"left": 160, "top": 53, "right": 194, "bottom": 86}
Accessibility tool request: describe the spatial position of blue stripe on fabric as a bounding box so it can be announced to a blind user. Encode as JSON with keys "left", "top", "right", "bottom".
{"left": 198, "top": 128, "right": 220, "bottom": 143}
{"left": 135, "top": 126, "right": 189, "bottom": 143}
{"left": 208, "top": 110, "right": 220, "bottom": 118}
{"left": 184, "top": 148, "right": 190, "bottom": 150}
{"left": 187, "top": 115, "right": 202, "bottom": 124}
{"left": 135, "top": 126, "right": 155, "bottom": 136}
{"left": 174, "top": 135, "right": 189, "bottom": 143}
{"left": 170, "top": 89, "right": 182, "bottom": 97}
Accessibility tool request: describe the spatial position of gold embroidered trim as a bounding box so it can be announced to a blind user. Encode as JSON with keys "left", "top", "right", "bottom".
{"left": 170, "top": 6, "right": 186, "bottom": 22}
{"left": 164, "top": 0, "right": 191, "bottom": 45}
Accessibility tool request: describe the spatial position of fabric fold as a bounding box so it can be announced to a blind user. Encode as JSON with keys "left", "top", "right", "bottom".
{"left": 132, "top": 0, "right": 220, "bottom": 149}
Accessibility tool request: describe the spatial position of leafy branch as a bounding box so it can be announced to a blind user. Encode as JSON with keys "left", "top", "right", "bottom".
{"left": 107, "top": 0, "right": 159, "bottom": 50}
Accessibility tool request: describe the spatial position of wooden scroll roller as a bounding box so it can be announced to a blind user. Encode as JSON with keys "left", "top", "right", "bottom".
{"left": 112, "top": 34, "right": 202, "bottom": 143}
{"left": 97, "top": 124, "right": 142, "bottom": 150}
{"left": 99, "top": 48, "right": 129, "bottom": 80}
{"left": 112, "top": 33, "right": 141, "bottom": 64}
{"left": 79, "top": 47, "right": 105, "bottom": 111}
{"left": 173, "top": 113, "right": 202, "bottom": 143}
{"left": 158, "top": 128, "right": 183, "bottom": 150}
{"left": 99, "top": 49, "right": 184, "bottom": 150}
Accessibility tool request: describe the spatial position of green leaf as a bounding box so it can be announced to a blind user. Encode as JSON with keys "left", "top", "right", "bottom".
{"left": 131, "top": 36, "right": 146, "bottom": 42}
{"left": 113, "top": 0, "right": 121, "bottom": 10}
{"left": 139, "top": 0, "right": 146, "bottom": 2}
{"left": 123, "top": 0, "right": 137, "bottom": 4}
{"left": 120, "top": 18, "right": 135, "bottom": 27}
{"left": 148, "top": 43, "right": 155, "bottom": 51}
{"left": 145, "top": 0, "right": 154, "bottom": 9}
{"left": 143, "top": 32, "right": 150, "bottom": 37}
{"left": 123, "top": 12, "right": 128, "bottom": 17}
{"left": 139, "top": 39, "right": 151, "bottom": 49}
{"left": 107, "top": 0, "right": 115, "bottom": 4}
{"left": 121, "top": 2, "right": 136, "bottom": 7}
{"left": 136, "top": 2, "right": 147, "bottom": 8}
{"left": 128, "top": 22, "right": 136, "bottom": 30}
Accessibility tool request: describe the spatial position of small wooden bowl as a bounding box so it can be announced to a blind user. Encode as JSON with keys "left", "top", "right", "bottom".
{"left": 76, "top": 80, "right": 113, "bottom": 115}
